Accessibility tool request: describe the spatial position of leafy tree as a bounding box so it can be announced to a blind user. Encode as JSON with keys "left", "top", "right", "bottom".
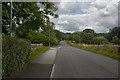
{"left": 2, "top": 2, "right": 58, "bottom": 38}
{"left": 2, "top": 3, "right": 11, "bottom": 34}
{"left": 72, "top": 34, "right": 79, "bottom": 43}
{"left": 93, "top": 37, "right": 109, "bottom": 45}
{"left": 95, "top": 33, "right": 105, "bottom": 37}
{"left": 104, "top": 33, "right": 112, "bottom": 41}
{"left": 109, "top": 27, "right": 120, "bottom": 38}
{"left": 26, "top": 31, "right": 47, "bottom": 44}
{"left": 105, "top": 27, "right": 120, "bottom": 41}
{"left": 26, "top": 31, "right": 58, "bottom": 46}
{"left": 83, "top": 29, "right": 95, "bottom": 34}
{"left": 67, "top": 34, "right": 73, "bottom": 40}
{"left": 54, "top": 30, "right": 65, "bottom": 41}
{"left": 111, "top": 36, "right": 120, "bottom": 45}
{"left": 81, "top": 33, "right": 95, "bottom": 44}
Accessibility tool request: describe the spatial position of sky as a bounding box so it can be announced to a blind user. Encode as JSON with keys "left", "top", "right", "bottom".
{"left": 49, "top": 0, "right": 119, "bottom": 33}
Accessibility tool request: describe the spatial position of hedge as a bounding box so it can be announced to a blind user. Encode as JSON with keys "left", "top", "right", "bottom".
{"left": 2, "top": 36, "right": 31, "bottom": 78}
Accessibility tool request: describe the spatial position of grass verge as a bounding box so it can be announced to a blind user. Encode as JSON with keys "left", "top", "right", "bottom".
{"left": 66, "top": 41, "right": 120, "bottom": 61}
{"left": 27, "top": 46, "right": 50, "bottom": 63}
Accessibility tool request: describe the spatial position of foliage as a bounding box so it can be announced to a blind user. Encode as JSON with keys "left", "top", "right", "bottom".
{"left": 111, "top": 36, "right": 120, "bottom": 45}
{"left": 26, "top": 31, "right": 47, "bottom": 44}
{"left": 50, "top": 37, "right": 59, "bottom": 46}
{"left": 104, "top": 33, "right": 113, "bottom": 41}
{"left": 26, "top": 31, "right": 59, "bottom": 46}
{"left": 58, "top": 27, "right": 120, "bottom": 45}
{"left": 105, "top": 27, "right": 120, "bottom": 41}
{"left": 2, "top": 36, "right": 31, "bottom": 78}
{"left": 27, "top": 47, "right": 49, "bottom": 63}
{"left": 2, "top": 2, "right": 58, "bottom": 38}
{"left": 109, "top": 27, "right": 120, "bottom": 38}
{"left": 54, "top": 30, "right": 65, "bottom": 41}
{"left": 93, "top": 37, "right": 109, "bottom": 45}
{"left": 81, "top": 33, "right": 95, "bottom": 44}
{"left": 83, "top": 29, "right": 95, "bottom": 33}
{"left": 95, "top": 33, "right": 105, "bottom": 37}
{"left": 72, "top": 34, "right": 79, "bottom": 43}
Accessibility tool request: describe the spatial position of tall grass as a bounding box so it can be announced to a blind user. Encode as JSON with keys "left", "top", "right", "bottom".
{"left": 66, "top": 41, "right": 120, "bottom": 61}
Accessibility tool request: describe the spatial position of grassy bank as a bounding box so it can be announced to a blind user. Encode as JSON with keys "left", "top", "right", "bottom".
{"left": 66, "top": 41, "right": 120, "bottom": 61}
{"left": 27, "top": 46, "right": 50, "bottom": 63}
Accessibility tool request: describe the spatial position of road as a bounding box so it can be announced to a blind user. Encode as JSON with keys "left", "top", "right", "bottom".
{"left": 53, "top": 41, "right": 119, "bottom": 78}
{"left": 15, "top": 48, "right": 57, "bottom": 78}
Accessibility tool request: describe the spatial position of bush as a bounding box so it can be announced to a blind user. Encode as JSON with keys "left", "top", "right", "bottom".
{"left": 111, "top": 36, "right": 120, "bottom": 45}
{"left": 81, "top": 33, "right": 95, "bottom": 44}
{"left": 26, "top": 31, "right": 59, "bottom": 46}
{"left": 2, "top": 36, "right": 31, "bottom": 78}
{"left": 40, "top": 36, "right": 59, "bottom": 46}
{"left": 93, "top": 37, "right": 109, "bottom": 45}
{"left": 50, "top": 37, "right": 59, "bottom": 46}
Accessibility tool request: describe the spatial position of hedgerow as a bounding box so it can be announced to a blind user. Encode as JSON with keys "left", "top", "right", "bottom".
{"left": 2, "top": 36, "right": 31, "bottom": 78}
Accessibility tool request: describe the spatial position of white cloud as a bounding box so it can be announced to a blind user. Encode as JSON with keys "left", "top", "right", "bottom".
{"left": 57, "top": 20, "right": 69, "bottom": 24}
{"left": 51, "top": 0, "right": 119, "bottom": 33}
{"left": 54, "top": 1, "right": 77, "bottom": 13}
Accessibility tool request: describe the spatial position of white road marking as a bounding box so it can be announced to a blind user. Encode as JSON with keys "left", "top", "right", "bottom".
{"left": 50, "top": 64, "right": 56, "bottom": 79}
{"left": 58, "top": 47, "right": 61, "bottom": 49}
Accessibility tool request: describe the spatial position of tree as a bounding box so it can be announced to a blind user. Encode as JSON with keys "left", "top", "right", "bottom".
{"left": 83, "top": 29, "right": 95, "bottom": 34}
{"left": 105, "top": 27, "right": 120, "bottom": 41}
{"left": 72, "top": 34, "right": 79, "bottom": 43}
{"left": 95, "top": 33, "right": 105, "bottom": 37}
{"left": 109, "top": 27, "right": 120, "bottom": 39}
{"left": 80, "top": 33, "right": 95, "bottom": 44}
{"left": 93, "top": 37, "right": 109, "bottom": 45}
{"left": 111, "top": 36, "right": 120, "bottom": 45}
{"left": 54, "top": 30, "right": 65, "bottom": 41}
{"left": 26, "top": 31, "right": 58, "bottom": 46}
{"left": 81, "top": 33, "right": 95, "bottom": 44}
{"left": 2, "top": 2, "right": 58, "bottom": 38}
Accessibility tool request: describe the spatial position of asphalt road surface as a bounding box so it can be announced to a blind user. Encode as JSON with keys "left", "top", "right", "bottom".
{"left": 15, "top": 48, "right": 57, "bottom": 78}
{"left": 53, "top": 41, "right": 119, "bottom": 78}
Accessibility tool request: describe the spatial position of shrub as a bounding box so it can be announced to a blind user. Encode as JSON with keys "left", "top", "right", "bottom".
{"left": 81, "top": 33, "right": 95, "bottom": 44}
{"left": 111, "top": 36, "right": 120, "bottom": 45}
{"left": 50, "top": 37, "right": 59, "bottom": 46}
{"left": 26, "top": 31, "right": 59, "bottom": 46}
{"left": 93, "top": 37, "right": 109, "bottom": 45}
{"left": 2, "top": 36, "right": 31, "bottom": 78}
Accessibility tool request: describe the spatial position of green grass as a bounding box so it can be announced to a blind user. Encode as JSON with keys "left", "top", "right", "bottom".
{"left": 66, "top": 41, "right": 120, "bottom": 61}
{"left": 27, "top": 46, "right": 50, "bottom": 63}
{"left": 113, "top": 45, "right": 120, "bottom": 47}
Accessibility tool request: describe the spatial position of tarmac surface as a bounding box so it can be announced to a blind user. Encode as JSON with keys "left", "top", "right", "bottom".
{"left": 15, "top": 47, "right": 57, "bottom": 78}
{"left": 53, "top": 41, "right": 119, "bottom": 78}
{"left": 15, "top": 41, "right": 119, "bottom": 79}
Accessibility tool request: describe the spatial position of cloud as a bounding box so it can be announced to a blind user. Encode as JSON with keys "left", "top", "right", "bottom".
{"left": 50, "top": 0, "right": 119, "bottom": 33}
{"left": 54, "top": 2, "right": 77, "bottom": 13}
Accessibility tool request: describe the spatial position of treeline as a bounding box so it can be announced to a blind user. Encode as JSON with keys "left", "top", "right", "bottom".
{"left": 55, "top": 27, "right": 120, "bottom": 45}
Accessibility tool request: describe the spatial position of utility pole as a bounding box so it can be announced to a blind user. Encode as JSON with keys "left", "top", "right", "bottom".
{"left": 79, "top": 32, "right": 80, "bottom": 44}
{"left": 53, "top": 26, "right": 55, "bottom": 39}
{"left": 10, "top": 0, "right": 12, "bottom": 38}
{"left": 49, "top": 30, "right": 50, "bottom": 47}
